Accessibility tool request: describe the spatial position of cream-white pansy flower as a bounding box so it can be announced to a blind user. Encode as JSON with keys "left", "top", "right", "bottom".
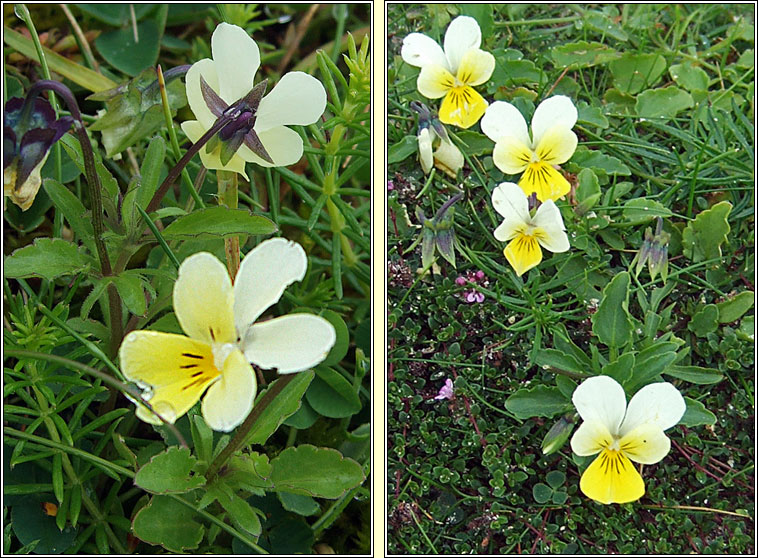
{"left": 401, "top": 16, "right": 495, "bottom": 129}
{"left": 571, "top": 376, "right": 686, "bottom": 505}
{"left": 181, "top": 23, "right": 327, "bottom": 180}
{"left": 119, "top": 238, "right": 336, "bottom": 432}
{"left": 482, "top": 96, "right": 578, "bottom": 202}
{"left": 491, "top": 182, "right": 569, "bottom": 276}
{"left": 418, "top": 127, "right": 464, "bottom": 178}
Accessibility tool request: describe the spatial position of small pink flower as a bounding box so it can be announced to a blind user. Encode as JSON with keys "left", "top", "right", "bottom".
{"left": 434, "top": 378, "right": 454, "bottom": 400}
{"left": 455, "top": 276, "right": 467, "bottom": 286}
{"left": 475, "top": 270, "right": 485, "bottom": 280}
{"left": 387, "top": 180, "right": 395, "bottom": 191}
{"left": 465, "top": 290, "right": 484, "bottom": 303}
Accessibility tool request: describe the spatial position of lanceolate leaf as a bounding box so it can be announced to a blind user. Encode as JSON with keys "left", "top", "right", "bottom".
{"left": 591, "top": 272, "right": 634, "bottom": 350}
{"left": 161, "top": 206, "right": 277, "bottom": 239}
{"left": 4, "top": 238, "right": 91, "bottom": 280}
{"left": 270, "top": 445, "right": 365, "bottom": 499}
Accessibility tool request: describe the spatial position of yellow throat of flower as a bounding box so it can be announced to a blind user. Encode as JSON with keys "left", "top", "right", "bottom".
{"left": 518, "top": 160, "right": 571, "bottom": 203}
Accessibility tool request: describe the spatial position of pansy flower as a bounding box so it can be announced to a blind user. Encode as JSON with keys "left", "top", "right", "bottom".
{"left": 491, "top": 182, "right": 569, "bottom": 276}
{"left": 3, "top": 96, "right": 73, "bottom": 210}
{"left": 401, "top": 16, "right": 495, "bottom": 129}
{"left": 571, "top": 376, "right": 686, "bottom": 505}
{"left": 181, "top": 23, "right": 327, "bottom": 180}
{"left": 482, "top": 96, "right": 578, "bottom": 202}
{"left": 119, "top": 238, "right": 336, "bottom": 432}
{"left": 411, "top": 101, "right": 463, "bottom": 178}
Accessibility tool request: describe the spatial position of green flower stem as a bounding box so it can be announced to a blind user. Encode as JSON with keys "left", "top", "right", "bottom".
{"left": 205, "top": 374, "right": 298, "bottom": 483}
{"left": 217, "top": 170, "right": 240, "bottom": 279}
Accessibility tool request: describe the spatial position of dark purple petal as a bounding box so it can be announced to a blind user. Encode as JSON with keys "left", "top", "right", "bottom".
{"left": 435, "top": 228, "right": 456, "bottom": 267}
{"left": 4, "top": 126, "right": 17, "bottom": 168}
{"left": 239, "top": 79, "right": 268, "bottom": 115}
{"left": 199, "top": 75, "right": 228, "bottom": 118}
{"left": 16, "top": 128, "right": 58, "bottom": 191}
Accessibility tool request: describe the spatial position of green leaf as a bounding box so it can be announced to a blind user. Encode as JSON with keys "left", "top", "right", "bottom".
{"left": 137, "top": 135, "right": 167, "bottom": 211}
{"left": 283, "top": 397, "right": 319, "bottom": 429}
{"left": 551, "top": 40, "right": 620, "bottom": 68}
{"left": 456, "top": 130, "right": 494, "bottom": 156}
{"left": 270, "top": 445, "right": 365, "bottom": 498}
{"left": 42, "top": 179, "right": 93, "bottom": 241}
{"left": 388, "top": 135, "right": 418, "bottom": 164}
{"left": 636, "top": 86, "right": 694, "bottom": 119}
{"left": 628, "top": 348, "right": 678, "bottom": 390}
{"left": 11, "top": 494, "right": 77, "bottom": 554}
{"left": 609, "top": 53, "right": 667, "bottom": 94}
{"left": 602, "top": 353, "right": 635, "bottom": 386}
{"left": 317, "top": 310, "right": 349, "bottom": 367}
{"left": 161, "top": 206, "right": 277, "bottom": 239}
{"left": 134, "top": 447, "right": 206, "bottom": 495}
{"left": 622, "top": 198, "right": 673, "bottom": 224}
{"left": 591, "top": 272, "right": 634, "bottom": 350}
{"left": 191, "top": 414, "right": 214, "bottom": 465}
{"left": 545, "top": 470, "right": 566, "bottom": 489}
{"left": 504, "top": 385, "right": 571, "bottom": 419}
{"left": 532, "top": 483, "right": 552, "bottom": 504}
{"left": 224, "top": 453, "right": 273, "bottom": 495}
{"left": 216, "top": 491, "right": 263, "bottom": 536}
{"left": 95, "top": 20, "right": 161, "bottom": 76}
{"left": 577, "top": 101, "right": 610, "bottom": 129}
{"left": 246, "top": 372, "right": 314, "bottom": 446}
{"left": 132, "top": 495, "right": 204, "bottom": 553}
{"left": 584, "top": 11, "right": 628, "bottom": 41}
{"left": 688, "top": 304, "right": 719, "bottom": 337}
{"left": 575, "top": 168, "right": 601, "bottom": 215}
{"left": 716, "top": 291, "right": 754, "bottom": 323}
{"left": 4, "top": 238, "right": 90, "bottom": 280}
{"left": 278, "top": 492, "right": 320, "bottom": 516}
{"left": 669, "top": 63, "right": 709, "bottom": 92}
{"left": 554, "top": 375, "right": 577, "bottom": 399}
{"left": 112, "top": 273, "right": 146, "bottom": 316}
{"left": 572, "top": 148, "right": 631, "bottom": 176}
{"left": 306, "top": 367, "right": 361, "bottom": 418}
{"left": 533, "top": 348, "right": 586, "bottom": 376}
{"left": 664, "top": 365, "right": 723, "bottom": 385}
{"left": 682, "top": 201, "right": 732, "bottom": 263}
{"left": 680, "top": 397, "right": 716, "bottom": 427}
{"left": 76, "top": 4, "right": 155, "bottom": 25}
{"left": 459, "top": 4, "right": 494, "bottom": 36}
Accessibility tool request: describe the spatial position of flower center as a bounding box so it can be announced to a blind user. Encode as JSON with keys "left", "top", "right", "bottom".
{"left": 212, "top": 342, "right": 237, "bottom": 371}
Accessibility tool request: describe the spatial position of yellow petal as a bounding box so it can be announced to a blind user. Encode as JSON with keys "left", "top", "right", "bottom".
{"left": 580, "top": 449, "right": 645, "bottom": 505}
{"left": 456, "top": 49, "right": 495, "bottom": 87}
{"left": 439, "top": 86, "right": 488, "bottom": 129}
{"left": 518, "top": 161, "right": 571, "bottom": 202}
{"left": 417, "top": 64, "right": 455, "bottom": 99}
{"left": 119, "top": 331, "right": 220, "bottom": 425}
{"left": 534, "top": 125, "right": 577, "bottom": 165}
{"left": 492, "top": 137, "right": 532, "bottom": 175}
{"left": 174, "top": 252, "right": 237, "bottom": 345}
{"left": 504, "top": 232, "right": 543, "bottom": 276}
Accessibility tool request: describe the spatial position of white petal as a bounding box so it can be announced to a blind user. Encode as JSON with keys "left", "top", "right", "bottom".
{"left": 533, "top": 200, "right": 570, "bottom": 253}
{"left": 417, "top": 64, "right": 455, "bottom": 99}
{"left": 211, "top": 22, "right": 260, "bottom": 104}
{"left": 571, "top": 419, "right": 614, "bottom": 456}
{"left": 572, "top": 376, "right": 627, "bottom": 435}
{"left": 443, "top": 16, "right": 481, "bottom": 75}
{"left": 174, "top": 252, "right": 236, "bottom": 345}
{"left": 491, "top": 182, "right": 530, "bottom": 222}
{"left": 201, "top": 348, "right": 256, "bottom": 432}
{"left": 433, "top": 138, "right": 464, "bottom": 177}
{"left": 401, "top": 32, "right": 448, "bottom": 70}
{"left": 185, "top": 58, "right": 219, "bottom": 129}
{"left": 619, "top": 423, "right": 671, "bottom": 464}
{"left": 239, "top": 126, "right": 304, "bottom": 168}
{"left": 531, "top": 95, "right": 577, "bottom": 148}
{"left": 481, "top": 101, "right": 531, "bottom": 147}
{"left": 241, "top": 313, "right": 336, "bottom": 373}
{"left": 255, "top": 72, "right": 327, "bottom": 132}
{"left": 619, "top": 382, "right": 686, "bottom": 436}
{"left": 233, "top": 238, "right": 308, "bottom": 335}
{"left": 418, "top": 128, "right": 433, "bottom": 173}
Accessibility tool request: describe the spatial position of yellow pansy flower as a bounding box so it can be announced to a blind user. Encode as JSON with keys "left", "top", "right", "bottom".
{"left": 181, "top": 23, "right": 326, "bottom": 180}
{"left": 119, "top": 238, "right": 336, "bottom": 432}
{"left": 482, "top": 95, "right": 578, "bottom": 202}
{"left": 491, "top": 182, "right": 569, "bottom": 276}
{"left": 401, "top": 16, "right": 495, "bottom": 129}
{"left": 571, "top": 376, "right": 686, "bottom": 505}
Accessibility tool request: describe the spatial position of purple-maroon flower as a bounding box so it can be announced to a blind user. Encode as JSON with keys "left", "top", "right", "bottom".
{"left": 434, "top": 378, "right": 454, "bottom": 400}
{"left": 465, "top": 290, "right": 485, "bottom": 303}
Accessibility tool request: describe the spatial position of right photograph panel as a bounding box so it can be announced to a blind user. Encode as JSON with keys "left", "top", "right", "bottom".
{"left": 387, "top": 3, "right": 755, "bottom": 554}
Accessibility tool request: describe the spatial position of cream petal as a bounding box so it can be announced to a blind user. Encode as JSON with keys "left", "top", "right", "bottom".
{"left": 481, "top": 101, "right": 530, "bottom": 147}
{"left": 531, "top": 95, "right": 577, "bottom": 148}
{"left": 571, "top": 419, "right": 615, "bottom": 456}
{"left": 533, "top": 200, "right": 570, "bottom": 253}
{"left": 433, "top": 138, "right": 464, "bottom": 177}
{"left": 492, "top": 136, "right": 532, "bottom": 175}
{"left": 417, "top": 64, "right": 456, "bottom": 99}
{"left": 181, "top": 120, "right": 250, "bottom": 179}
{"left": 534, "top": 125, "right": 578, "bottom": 165}
{"left": 201, "top": 348, "right": 256, "bottom": 432}
{"left": 233, "top": 238, "right": 308, "bottom": 335}
{"left": 174, "top": 252, "right": 236, "bottom": 345}
{"left": 185, "top": 58, "right": 220, "bottom": 129}
{"left": 255, "top": 72, "right": 327, "bottom": 132}
{"left": 456, "top": 48, "right": 495, "bottom": 86}
{"left": 239, "top": 126, "right": 303, "bottom": 168}
{"left": 491, "top": 182, "right": 530, "bottom": 223}
{"left": 572, "top": 376, "right": 627, "bottom": 435}
{"left": 619, "top": 423, "right": 671, "bottom": 465}
{"left": 211, "top": 22, "right": 260, "bottom": 104}
{"left": 241, "top": 313, "right": 336, "bottom": 373}
{"left": 401, "top": 32, "right": 449, "bottom": 70}
{"left": 620, "top": 382, "right": 686, "bottom": 436}
{"left": 443, "top": 16, "right": 481, "bottom": 75}
{"left": 418, "top": 128, "right": 433, "bottom": 173}
{"left": 493, "top": 220, "right": 520, "bottom": 243}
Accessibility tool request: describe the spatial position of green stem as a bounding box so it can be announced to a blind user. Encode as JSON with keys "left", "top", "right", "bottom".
{"left": 218, "top": 170, "right": 240, "bottom": 279}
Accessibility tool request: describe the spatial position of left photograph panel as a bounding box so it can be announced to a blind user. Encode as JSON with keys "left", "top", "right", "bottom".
{"left": 3, "top": 4, "right": 371, "bottom": 555}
